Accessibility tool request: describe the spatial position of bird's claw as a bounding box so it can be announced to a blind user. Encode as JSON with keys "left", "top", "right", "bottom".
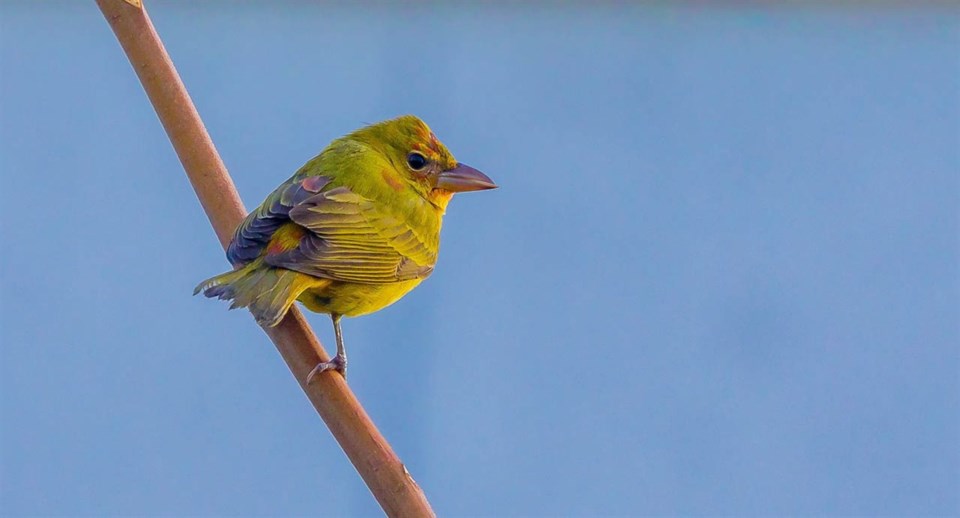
{"left": 306, "top": 354, "right": 347, "bottom": 384}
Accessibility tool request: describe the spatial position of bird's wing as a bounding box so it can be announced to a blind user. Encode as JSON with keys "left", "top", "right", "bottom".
{"left": 226, "top": 175, "right": 332, "bottom": 266}
{"left": 228, "top": 175, "right": 436, "bottom": 284}
{"left": 274, "top": 184, "right": 436, "bottom": 283}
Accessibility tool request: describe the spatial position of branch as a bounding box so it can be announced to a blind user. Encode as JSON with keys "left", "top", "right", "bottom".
{"left": 95, "top": 2, "right": 435, "bottom": 516}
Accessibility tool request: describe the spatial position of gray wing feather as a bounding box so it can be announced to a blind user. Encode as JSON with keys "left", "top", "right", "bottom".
{"left": 226, "top": 176, "right": 331, "bottom": 266}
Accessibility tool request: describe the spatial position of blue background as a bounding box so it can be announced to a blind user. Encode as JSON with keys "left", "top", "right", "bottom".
{"left": 1, "top": 2, "right": 957, "bottom": 516}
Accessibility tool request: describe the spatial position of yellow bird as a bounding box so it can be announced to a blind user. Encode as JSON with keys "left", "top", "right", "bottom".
{"left": 195, "top": 115, "right": 496, "bottom": 380}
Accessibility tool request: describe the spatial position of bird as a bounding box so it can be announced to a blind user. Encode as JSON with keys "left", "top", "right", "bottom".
{"left": 195, "top": 115, "right": 496, "bottom": 381}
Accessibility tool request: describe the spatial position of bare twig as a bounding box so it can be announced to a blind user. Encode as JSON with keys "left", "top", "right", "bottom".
{"left": 95, "top": 1, "right": 435, "bottom": 515}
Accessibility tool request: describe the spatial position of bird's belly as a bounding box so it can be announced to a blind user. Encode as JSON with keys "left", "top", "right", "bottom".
{"left": 298, "top": 278, "right": 425, "bottom": 317}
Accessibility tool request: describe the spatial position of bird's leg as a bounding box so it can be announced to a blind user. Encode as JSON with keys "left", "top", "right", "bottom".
{"left": 306, "top": 314, "right": 348, "bottom": 383}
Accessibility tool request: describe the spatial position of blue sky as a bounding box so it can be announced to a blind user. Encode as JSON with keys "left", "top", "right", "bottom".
{"left": 1, "top": 3, "right": 957, "bottom": 516}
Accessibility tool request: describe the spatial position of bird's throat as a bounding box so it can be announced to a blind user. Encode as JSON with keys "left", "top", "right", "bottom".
{"left": 427, "top": 189, "right": 454, "bottom": 212}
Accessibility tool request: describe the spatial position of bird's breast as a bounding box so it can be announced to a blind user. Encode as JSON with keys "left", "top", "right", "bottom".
{"left": 299, "top": 278, "right": 426, "bottom": 317}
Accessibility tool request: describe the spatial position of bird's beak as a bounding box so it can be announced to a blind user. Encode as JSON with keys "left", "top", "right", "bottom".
{"left": 435, "top": 163, "right": 497, "bottom": 192}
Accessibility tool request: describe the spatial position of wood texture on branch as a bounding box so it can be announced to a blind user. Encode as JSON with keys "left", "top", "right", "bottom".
{"left": 95, "top": 1, "right": 435, "bottom": 515}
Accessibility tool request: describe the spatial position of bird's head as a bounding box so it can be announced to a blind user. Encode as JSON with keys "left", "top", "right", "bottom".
{"left": 349, "top": 115, "right": 496, "bottom": 209}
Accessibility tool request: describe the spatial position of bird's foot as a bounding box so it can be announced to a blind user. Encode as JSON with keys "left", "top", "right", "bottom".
{"left": 306, "top": 353, "right": 347, "bottom": 383}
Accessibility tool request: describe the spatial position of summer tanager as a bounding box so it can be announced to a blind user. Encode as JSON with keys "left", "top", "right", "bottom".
{"left": 195, "top": 115, "right": 496, "bottom": 380}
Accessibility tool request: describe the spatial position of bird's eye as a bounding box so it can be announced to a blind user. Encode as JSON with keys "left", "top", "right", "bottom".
{"left": 407, "top": 152, "right": 428, "bottom": 171}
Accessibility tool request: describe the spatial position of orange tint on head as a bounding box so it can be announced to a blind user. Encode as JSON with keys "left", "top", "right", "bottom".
{"left": 411, "top": 124, "right": 442, "bottom": 152}
{"left": 410, "top": 138, "right": 443, "bottom": 161}
{"left": 427, "top": 133, "right": 446, "bottom": 158}
{"left": 381, "top": 168, "right": 405, "bottom": 191}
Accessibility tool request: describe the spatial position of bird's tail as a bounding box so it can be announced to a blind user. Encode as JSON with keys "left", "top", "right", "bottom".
{"left": 194, "top": 259, "right": 326, "bottom": 327}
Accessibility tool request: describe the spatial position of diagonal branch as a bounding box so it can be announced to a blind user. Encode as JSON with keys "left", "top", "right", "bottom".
{"left": 95, "top": 1, "right": 435, "bottom": 516}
